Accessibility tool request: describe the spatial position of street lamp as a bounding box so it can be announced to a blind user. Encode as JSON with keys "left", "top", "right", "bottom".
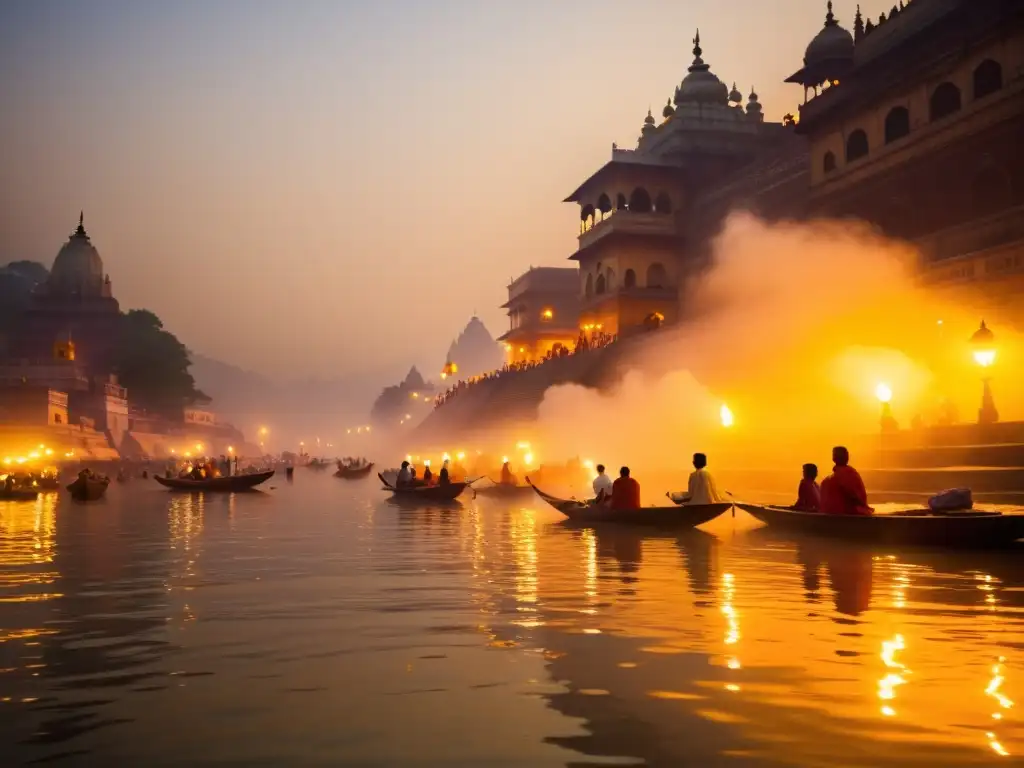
{"left": 970, "top": 320, "right": 998, "bottom": 424}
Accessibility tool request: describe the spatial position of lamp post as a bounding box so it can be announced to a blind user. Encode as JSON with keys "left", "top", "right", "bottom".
{"left": 970, "top": 320, "right": 998, "bottom": 425}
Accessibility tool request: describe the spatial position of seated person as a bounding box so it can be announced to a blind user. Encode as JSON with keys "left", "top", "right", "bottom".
{"left": 438, "top": 461, "right": 451, "bottom": 486}
{"left": 396, "top": 460, "right": 413, "bottom": 488}
{"left": 610, "top": 466, "right": 641, "bottom": 510}
{"left": 499, "top": 461, "right": 517, "bottom": 486}
{"left": 679, "top": 453, "right": 724, "bottom": 505}
{"left": 423, "top": 465, "right": 433, "bottom": 485}
{"left": 592, "top": 464, "right": 613, "bottom": 504}
{"left": 794, "top": 463, "right": 821, "bottom": 511}
{"left": 820, "top": 446, "right": 874, "bottom": 516}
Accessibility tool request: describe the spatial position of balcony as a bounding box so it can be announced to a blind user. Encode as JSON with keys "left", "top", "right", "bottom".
{"left": 577, "top": 211, "right": 676, "bottom": 253}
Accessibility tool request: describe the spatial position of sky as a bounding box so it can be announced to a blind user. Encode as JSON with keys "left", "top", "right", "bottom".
{"left": 0, "top": 0, "right": 895, "bottom": 380}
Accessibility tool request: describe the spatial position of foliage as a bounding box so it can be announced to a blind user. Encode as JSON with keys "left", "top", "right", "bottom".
{"left": 112, "top": 309, "right": 208, "bottom": 416}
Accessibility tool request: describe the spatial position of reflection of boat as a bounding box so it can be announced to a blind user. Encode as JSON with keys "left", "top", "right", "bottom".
{"left": 0, "top": 487, "right": 40, "bottom": 500}
{"left": 334, "top": 462, "right": 374, "bottom": 479}
{"left": 154, "top": 470, "right": 275, "bottom": 491}
{"left": 737, "top": 503, "right": 1024, "bottom": 548}
{"left": 67, "top": 476, "right": 109, "bottom": 501}
{"left": 475, "top": 482, "right": 534, "bottom": 499}
{"left": 532, "top": 484, "right": 732, "bottom": 527}
{"left": 378, "top": 472, "right": 467, "bottom": 501}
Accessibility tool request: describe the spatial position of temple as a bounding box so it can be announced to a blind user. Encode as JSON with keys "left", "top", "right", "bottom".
{"left": 499, "top": 267, "right": 579, "bottom": 364}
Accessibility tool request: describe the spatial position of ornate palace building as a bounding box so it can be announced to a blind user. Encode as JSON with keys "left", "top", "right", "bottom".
{"left": 499, "top": 267, "right": 580, "bottom": 363}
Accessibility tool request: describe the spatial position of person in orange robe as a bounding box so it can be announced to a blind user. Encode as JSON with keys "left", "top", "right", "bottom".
{"left": 794, "top": 463, "right": 821, "bottom": 511}
{"left": 819, "top": 447, "right": 873, "bottom": 515}
{"left": 610, "top": 466, "right": 641, "bottom": 510}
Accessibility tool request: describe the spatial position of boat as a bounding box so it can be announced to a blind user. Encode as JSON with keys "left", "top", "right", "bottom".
{"left": 0, "top": 487, "right": 40, "bottom": 501}
{"left": 736, "top": 503, "right": 1024, "bottom": 548}
{"left": 154, "top": 470, "right": 275, "bottom": 492}
{"left": 378, "top": 472, "right": 467, "bottom": 501}
{"left": 306, "top": 459, "right": 330, "bottom": 471}
{"left": 67, "top": 476, "right": 110, "bottom": 501}
{"left": 530, "top": 483, "right": 732, "bottom": 527}
{"left": 335, "top": 462, "right": 375, "bottom": 479}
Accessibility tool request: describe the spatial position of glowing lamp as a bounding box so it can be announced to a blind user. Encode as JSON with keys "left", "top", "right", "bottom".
{"left": 541, "top": 308, "right": 553, "bottom": 320}
{"left": 582, "top": 459, "right": 594, "bottom": 471}
{"left": 502, "top": 456, "right": 509, "bottom": 464}
{"left": 971, "top": 320, "right": 996, "bottom": 367}
{"left": 516, "top": 441, "right": 530, "bottom": 450}
{"left": 456, "top": 451, "right": 466, "bottom": 461}
{"left": 29, "top": 452, "right": 40, "bottom": 460}
{"left": 44, "top": 449, "right": 53, "bottom": 456}
{"left": 523, "top": 453, "right": 534, "bottom": 466}
{"left": 184, "top": 451, "right": 192, "bottom": 458}
{"left": 875, "top": 383, "right": 893, "bottom": 404}
{"left": 16, "top": 457, "right": 26, "bottom": 465}
{"left": 228, "top": 446, "right": 234, "bottom": 454}
{"left": 441, "top": 360, "right": 458, "bottom": 379}
{"left": 720, "top": 404, "right": 734, "bottom": 428}
{"left": 2, "top": 457, "right": 10, "bottom": 465}
{"left": 442, "top": 452, "right": 451, "bottom": 462}
{"left": 424, "top": 459, "right": 431, "bottom": 467}
{"left": 406, "top": 454, "right": 412, "bottom": 462}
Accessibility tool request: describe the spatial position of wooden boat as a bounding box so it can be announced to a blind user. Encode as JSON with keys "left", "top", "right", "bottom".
{"left": 0, "top": 487, "right": 40, "bottom": 501}
{"left": 67, "top": 476, "right": 109, "bottom": 501}
{"left": 736, "top": 503, "right": 1024, "bottom": 548}
{"left": 530, "top": 484, "right": 732, "bottom": 527}
{"left": 335, "top": 462, "right": 374, "bottom": 479}
{"left": 154, "top": 470, "right": 275, "bottom": 492}
{"left": 306, "top": 460, "right": 330, "bottom": 471}
{"left": 378, "top": 472, "right": 467, "bottom": 501}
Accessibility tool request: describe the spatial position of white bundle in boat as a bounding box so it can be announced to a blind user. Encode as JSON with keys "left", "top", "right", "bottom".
{"left": 928, "top": 487, "right": 973, "bottom": 512}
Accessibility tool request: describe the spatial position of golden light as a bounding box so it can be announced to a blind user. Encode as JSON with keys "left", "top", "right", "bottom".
{"left": 974, "top": 350, "right": 996, "bottom": 368}
{"left": 65, "top": 450, "right": 75, "bottom": 458}
{"left": 184, "top": 451, "right": 192, "bottom": 458}
{"left": 411, "top": 392, "right": 419, "bottom": 399}
{"left": 516, "top": 441, "right": 530, "bottom": 450}
{"left": 456, "top": 451, "right": 466, "bottom": 461}
{"left": 424, "top": 459, "right": 431, "bottom": 467}
{"left": 404, "top": 413, "right": 411, "bottom": 419}
{"left": 720, "top": 404, "right": 734, "bottom": 428}
{"left": 406, "top": 454, "right": 412, "bottom": 462}
{"left": 259, "top": 426, "right": 268, "bottom": 436}
{"left": 170, "top": 448, "right": 177, "bottom": 454}
{"left": 365, "top": 426, "right": 371, "bottom": 432}
{"left": 16, "top": 457, "right": 26, "bottom": 465}
{"left": 875, "top": 382, "right": 893, "bottom": 404}
{"left": 227, "top": 446, "right": 234, "bottom": 454}
{"left": 541, "top": 308, "right": 554, "bottom": 320}
{"left": 37, "top": 444, "right": 44, "bottom": 450}
{"left": 346, "top": 428, "right": 351, "bottom": 434}
{"left": 357, "top": 427, "right": 362, "bottom": 434}
{"left": 518, "top": 347, "right": 525, "bottom": 353}
{"left": 28, "top": 451, "right": 40, "bottom": 460}
{"left": 442, "top": 452, "right": 451, "bottom": 462}
{"left": 195, "top": 443, "right": 203, "bottom": 451}
{"left": 44, "top": 448, "right": 53, "bottom": 456}
{"left": 504, "top": 343, "right": 512, "bottom": 351}
{"left": 583, "top": 459, "right": 594, "bottom": 470}
{"left": 2, "top": 457, "right": 10, "bottom": 465}
{"left": 523, "top": 453, "right": 534, "bottom": 466}
{"left": 502, "top": 455, "right": 509, "bottom": 464}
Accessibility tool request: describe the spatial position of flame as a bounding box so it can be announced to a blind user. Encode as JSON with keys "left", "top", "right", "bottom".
{"left": 227, "top": 446, "right": 234, "bottom": 453}
{"left": 974, "top": 349, "right": 996, "bottom": 368}
{"left": 502, "top": 456, "right": 509, "bottom": 464}
{"left": 875, "top": 382, "right": 893, "bottom": 403}
{"left": 720, "top": 404, "right": 734, "bottom": 428}
{"left": 442, "top": 452, "right": 451, "bottom": 462}
{"left": 456, "top": 451, "right": 466, "bottom": 461}
{"left": 523, "top": 453, "right": 534, "bottom": 466}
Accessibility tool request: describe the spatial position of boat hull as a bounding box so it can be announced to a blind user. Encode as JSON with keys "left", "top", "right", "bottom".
{"left": 67, "top": 478, "right": 109, "bottom": 501}
{"left": 0, "top": 489, "right": 41, "bottom": 501}
{"left": 334, "top": 463, "right": 374, "bottom": 479}
{"left": 378, "top": 473, "right": 467, "bottom": 501}
{"left": 155, "top": 470, "right": 275, "bottom": 492}
{"left": 531, "top": 485, "right": 731, "bottom": 527}
{"left": 737, "top": 503, "right": 1024, "bottom": 548}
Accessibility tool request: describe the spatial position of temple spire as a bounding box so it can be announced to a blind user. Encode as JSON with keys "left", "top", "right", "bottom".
{"left": 73, "top": 210, "right": 88, "bottom": 239}
{"left": 854, "top": 4, "right": 864, "bottom": 39}
{"left": 693, "top": 29, "right": 702, "bottom": 59}
{"left": 825, "top": 0, "right": 836, "bottom": 26}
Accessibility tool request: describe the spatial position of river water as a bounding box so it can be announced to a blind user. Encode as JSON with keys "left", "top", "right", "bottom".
{"left": 2, "top": 473, "right": 1022, "bottom": 766}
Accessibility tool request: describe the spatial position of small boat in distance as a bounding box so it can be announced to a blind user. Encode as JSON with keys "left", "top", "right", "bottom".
{"left": 736, "top": 503, "right": 1024, "bottom": 548}
{"left": 306, "top": 459, "right": 330, "bottom": 471}
{"left": 529, "top": 482, "right": 732, "bottom": 527}
{"left": 378, "top": 472, "right": 467, "bottom": 501}
{"left": 0, "top": 487, "right": 40, "bottom": 501}
{"left": 67, "top": 474, "right": 110, "bottom": 501}
{"left": 335, "top": 462, "right": 374, "bottom": 479}
{"left": 155, "top": 470, "right": 275, "bottom": 492}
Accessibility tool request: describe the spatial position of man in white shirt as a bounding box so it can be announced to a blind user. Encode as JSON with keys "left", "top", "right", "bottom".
{"left": 396, "top": 461, "right": 413, "bottom": 488}
{"left": 679, "top": 453, "right": 724, "bottom": 505}
{"left": 592, "top": 464, "right": 613, "bottom": 503}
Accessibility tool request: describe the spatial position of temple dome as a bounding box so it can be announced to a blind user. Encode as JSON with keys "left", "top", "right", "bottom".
{"left": 675, "top": 31, "right": 729, "bottom": 105}
{"left": 804, "top": 1, "right": 854, "bottom": 67}
{"left": 48, "top": 213, "right": 105, "bottom": 297}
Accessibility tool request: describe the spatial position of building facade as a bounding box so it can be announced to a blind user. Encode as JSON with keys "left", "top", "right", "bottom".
{"left": 499, "top": 267, "right": 580, "bottom": 363}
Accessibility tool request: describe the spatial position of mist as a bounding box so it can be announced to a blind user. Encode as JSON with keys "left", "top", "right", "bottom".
{"left": 532, "top": 212, "right": 1022, "bottom": 473}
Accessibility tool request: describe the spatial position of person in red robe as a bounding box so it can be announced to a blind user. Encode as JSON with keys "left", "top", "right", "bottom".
{"left": 794, "top": 463, "right": 820, "bottom": 511}
{"left": 610, "top": 466, "right": 641, "bottom": 510}
{"left": 819, "top": 447, "right": 873, "bottom": 516}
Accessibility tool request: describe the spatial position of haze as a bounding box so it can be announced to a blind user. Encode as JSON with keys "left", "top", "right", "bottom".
{"left": 0, "top": 0, "right": 897, "bottom": 378}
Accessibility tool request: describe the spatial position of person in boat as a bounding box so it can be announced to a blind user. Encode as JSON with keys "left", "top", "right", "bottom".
{"left": 423, "top": 464, "right": 433, "bottom": 485}
{"left": 678, "top": 453, "right": 724, "bottom": 505}
{"left": 3, "top": 475, "right": 14, "bottom": 493}
{"left": 438, "top": 460, "right": 451, "bottom": 486}
{"left": 396, "top": 460, "right": 413, "bottom": 488}
{"left": 819, "top": 446, "right": 873, "bottom": 516}
{"left": 610, "top": 466, "right": 641, "bottom": 510}
{"left": 500, "top": 461, "right": 517, "bottom": 486}
{"left": 592, "top": 464, "right": 613, "bottom": 504}
{"left": 794, "top": 463, "right": 820, "bottom": 511}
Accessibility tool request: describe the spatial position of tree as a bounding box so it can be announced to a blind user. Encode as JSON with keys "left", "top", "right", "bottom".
{"left": 113, "top": 309, "right": 208, "bottom": 416}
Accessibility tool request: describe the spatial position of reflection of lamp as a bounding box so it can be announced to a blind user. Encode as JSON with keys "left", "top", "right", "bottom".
{"left": 875, "top": 382, "right": 898, "bottom": 433}
{"left": 970, "top": 320, "right": 998, "bottom": 424}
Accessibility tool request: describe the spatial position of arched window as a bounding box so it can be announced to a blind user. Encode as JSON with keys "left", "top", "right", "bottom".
{"left": 629, "top": 187, "right": 652, "bottom": 213}
{"left": 845, "top": 130, "right": 869, "bottom": 162}
{"left": 623, "top": 269, "right": 636, "bottom": 288}
{"left": 973, "top": 60, "right": 1002, "bottom": 100}
{"left": 884, "top": 106, "right": 910, "bottom": 144}
{"left": 654, "top": 192, "right": 672, "bottom": 214}
{"left": 823, "top": 151, "right": 836, "bottom": 173}
{"left": 585, "top": 273, "right": 593, "bottom": 297}
{"left": 929, "top": 82, "right": 961, "bottom": 121}
{"left": 616, "top": 193, "right": 628, "bottom": 211}
{"left": 580, "top": 204, "right": 595, "bottom": 231}
{"left": 646, "top": 262, "right": 668, "bottom": 288}
{"left": 595, "top": 274, "right": 606, "bottom": 295}
{"left": 596, "top": 193, "right": 612, "bottom": 219}
{"left": 605, "top": 268, "right": 615, "bottom": 291}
